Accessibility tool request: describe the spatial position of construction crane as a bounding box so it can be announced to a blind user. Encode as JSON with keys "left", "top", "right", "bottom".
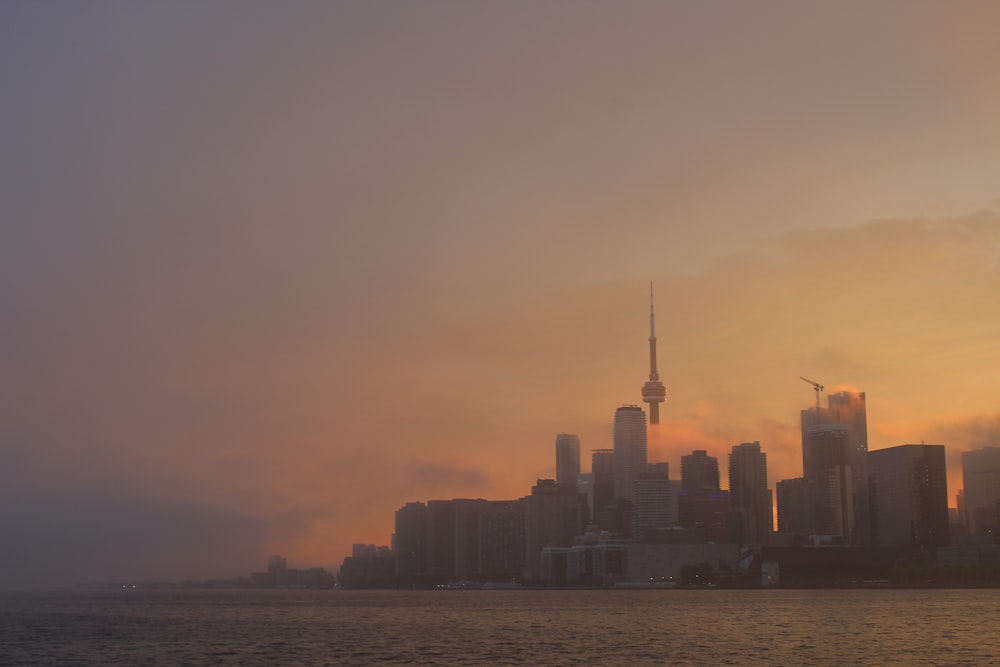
{"left": 799, "top": 376, "right": 824, "bottom": 410}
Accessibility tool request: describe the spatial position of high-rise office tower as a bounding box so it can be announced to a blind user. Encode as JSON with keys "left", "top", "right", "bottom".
{"left": 775, "top": 477, "right": 816, "bottom": 537}
{"left": 800, "top": 390, "right": 870, "bottom": 545}
{"left": 591, "top": 448, "right": 615, "bottom": 522}
{"left": 522, "top": 479, "right": 585, "bottom": 580}
{"left": 802, "top": 423, "right": 853, "bottom": 539}
{"left": 641, "top": 285, "right": 667, "bottom": 424}
{"left": 632, "top": 463, "right": 673, "bottom": 541}
{"left": 453, "top": 498, "right": 488, "bottom": 582}
{"left": 477, "top": 499, "right": 526, "bottom": 581}
{"left": 555, "top": 433, "right": 581, "bottom": 492}
{"left": 728, "top": 441, "right": 772, "bottom": 545}
{"left": 681, "top": 450, "right": 720, "bottom": 493}
{"left": 962, "top": 446, "right": 1000, "bottom": 534}
{"left": 678, "top": 450, "right": 728, "bottom": 541}
{"left": 828, "top": 391, "right": 871, "bottom": 544}
{"left": 613, "top": 405, "right": 648, "bottom": 502}
{"left": 868, "top": 444, "right": 949, "bottom": 548}
{"left": 393, "top": 501, "right": 428, "bottom": 577}
{"left": 426, "top": 499, "right": 457, "bottom": 580}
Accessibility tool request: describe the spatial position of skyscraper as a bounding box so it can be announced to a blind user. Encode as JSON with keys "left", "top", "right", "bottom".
{"left": 828, "top": 391, "right": 871, "bottom": 544}
{"left": 681, "top": 450, "right": 720, "bottom": 493}
{"left": 775, "top": 477, "right": 815, "bottom": 537}
{"left": 523, "top": 479, "right": 584, "bottom": 580}
{"left": 453, "top": 498, "right": 488, "bottom": 582}
{"left": 962, "top": 446, "right": 1000, "bottom": 534}
{"left": 868, "top": 444, "right": 949, "bottom": 548}
{"left": 678, "top": 450, "right": 729, "bottom": 541}
{"left": 802, "top": 423, "right": 853, "bottom": 539}
{"left": 393, "top": 501, "right": 428, "bottom": 577}
{"left": 632, "top": 463, "right": 673, "bottom": 541}
{"left": 591, "top": 448, "right": 615, "bottom": 523}
{"left": 613, "top": 405, "right": 648, "bottom": 502}
{"left": 426, "top": 499, "right": 457, "bottom": 580}
{"left": 728, "top": 441, "right": 772, "bottom": 546}
{"left": 800, "top": 390, "right": 870, "bottom": 545}
{"left": 477, "top": 499, "right": 526, "bottom": 581}
{"left": 555, "top": 433, "right": 581, "bottom": 492}
{"left": 641, "top": 284, "right": 667, "bottom": 424}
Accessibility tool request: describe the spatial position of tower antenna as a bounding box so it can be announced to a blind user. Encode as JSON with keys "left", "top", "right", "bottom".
{"left": 642, "top": 283, "right": 667, "bottom": 424}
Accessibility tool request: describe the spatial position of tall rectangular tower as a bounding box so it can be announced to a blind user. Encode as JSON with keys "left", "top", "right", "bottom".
{"left": 478, "top": 499, "right": 526, "bottom": 581}
{"left": 802, "top": 423, "right": 853, "bottom": 539}
{"left": 800, "top": 390, "right": 870, "bottom": 545}
{"left": 555, "top": 433, "right": 581, "bottom": 492}
{"left": 775, "top": 477, "right": 815, "bottom": 537}
{"left": 591, "top": 448, "right": 615, "bottom": 522}
{"left": 632, "top": 463, "right": 672, "bottom": 541}
{"left": 828, "top": 391, "right": 871, "bottom": 544}
{"left": 393, "top": 501, "right": 428, "bottom": 577}
{"left": 681, "top": 450, "right": 720, "bottom": 493}
{"left": 962, "top": 446, "right": 1000, "bottom": 534}
{"left": 613, "top": 405, "right": 648, "bottom": 502}
{"left": 678, "top": 449, "right": 729, "bottom": 541}
{"left": 426, "top": 499, "right": 457, "bottom": 580}
{"left": 869, "top": 444, "right": 949, "bottom": 548}
{"left": 728, "top": 441, "right": 772, "bottom": 546}
{"left": 522, "top": 479, "right": 584, "bottom": 580}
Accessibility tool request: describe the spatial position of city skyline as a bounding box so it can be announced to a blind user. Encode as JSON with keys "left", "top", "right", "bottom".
{"left": 2, "top": 2, "right": 999, "bottom": 588}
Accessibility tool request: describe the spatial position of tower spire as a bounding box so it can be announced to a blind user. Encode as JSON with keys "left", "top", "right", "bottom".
{"left": 648, "top": 282, "right": 657, "bottom": 367}
{"left": 641, "top": 283, "right": 667, "bottom": 424}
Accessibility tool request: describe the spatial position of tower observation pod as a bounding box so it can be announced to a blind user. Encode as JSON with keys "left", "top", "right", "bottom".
{"left": 641, "top": 284, "right": 667, "bottom": 424}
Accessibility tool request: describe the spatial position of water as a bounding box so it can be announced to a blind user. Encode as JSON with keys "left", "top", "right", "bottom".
{"left": 1, "top": 588, "right": 998, "bottom": 666}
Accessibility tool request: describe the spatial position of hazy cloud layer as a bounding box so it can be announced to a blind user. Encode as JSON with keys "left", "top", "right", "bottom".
{"left": 407, "top": 461, "right": 491, "bottom": 496}
{"left": 1, "top": 2, "right": 999, "bottom": 585}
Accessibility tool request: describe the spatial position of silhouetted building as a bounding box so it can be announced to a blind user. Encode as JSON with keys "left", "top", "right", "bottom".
{"left": 591, "top": 448, "right": 616, "bottom": 527}
{"left": 775, "top": 477, "right": 815, "bottom": 538}
{"left": 801, "top": 390, "right": 871, "bottom": 545}
{"left": 339, "top": 545, "right": 393, "bottom": 588}
{"left": 426, "top": 500, "right": 457, "bottom": 580}
{"left": 760, "top": 546, "right": 914, "bottom": 587}
{"left": 869, "top": 444, "right": 949, "bottom": 549}
{"left": 565, "top": 530, "right": 625, "bottom": 583}
{"left": 478, "top": 499, "right": 526, "bottom": 581}
{"left": 555, "top": 433, "right": 581, "bottom": 493}
{"left": 591, "top": 541, "right": 628, "bottom": 583}
{"left": 802, "top": 422, "right": 853, "bottom": 541}
{"left": 614, "top": 405, "right": 647, "bottom": 502}
{"left": 677, "top": 489, "right": 730, "bottom": 542}
{"left": 453, "top": 498, "right": 488, "bottom": 581}
{"left": 576, "top": 472, "right": 594, "bottom": 520}
{"left": 681, "top": 450, "right": 720, "bottom": 493}
{"left": 268, "top": 555, "right": 287, "bottom": 577}
{"left": 728, "top": 441, "right": 772, "bottom": 546}
{"left": 252, "top": 556, "right": 334, "bottom": 588}
{"left": 677, "top": 449, "right": 727, "bottom": 542}
{"left": 523, "top": 479, "right": 585, "bottom": 579}
{"left": 393, "top": 501, "right": 428, "bottom": 576}
{"left": 937, "top": 534, "right": 1000, "bottom": 568}
{"left": 962, "top": 446, "right": 1000, "bottom": 535}
{"left": 632, "top": 463, "right": 672, "bottom": 541}
{"left": 641, "top": 285, "right": 667, "bottom": 424}
{"left": 540, "top": 546, "right": 570, "bottom": 582}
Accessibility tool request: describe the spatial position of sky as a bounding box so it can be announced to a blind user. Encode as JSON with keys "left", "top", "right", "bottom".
{"left": 2, "top": 1, "right": 999, "bottom": 589}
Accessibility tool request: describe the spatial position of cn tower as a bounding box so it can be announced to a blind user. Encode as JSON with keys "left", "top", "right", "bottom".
{"left": 641, "top": 283, "right": 667, "bottom": 424}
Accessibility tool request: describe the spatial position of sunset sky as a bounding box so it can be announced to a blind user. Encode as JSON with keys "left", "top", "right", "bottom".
{"left": 2, "top": 1, "right": 999, "bottom": 588}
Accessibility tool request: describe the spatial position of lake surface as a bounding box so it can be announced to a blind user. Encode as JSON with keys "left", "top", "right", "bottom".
{"left": 1, "top": 588, "right": 997, "bottom": 666}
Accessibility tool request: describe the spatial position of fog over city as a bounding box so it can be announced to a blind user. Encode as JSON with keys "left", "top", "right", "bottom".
{"left": 2, "top": 1, "right": 999, "bottom": 589}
